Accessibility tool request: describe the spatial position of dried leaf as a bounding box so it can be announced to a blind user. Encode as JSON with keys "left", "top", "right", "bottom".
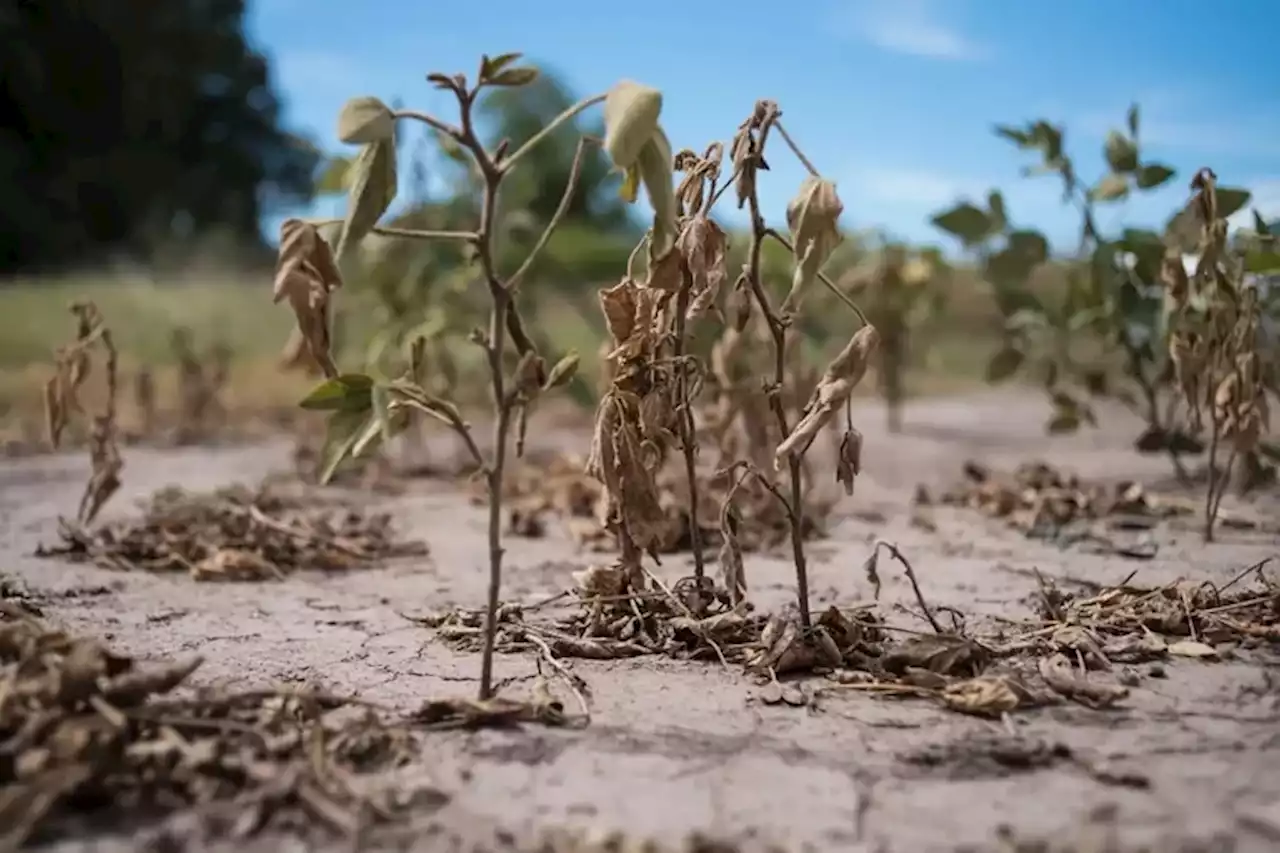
{"left": 775, "top": 324, "right": 879, "bottom": 465}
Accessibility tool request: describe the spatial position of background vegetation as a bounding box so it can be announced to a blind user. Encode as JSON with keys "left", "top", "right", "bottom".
{"left": 1, "top": 0, "right": 1275, "bottom": 454}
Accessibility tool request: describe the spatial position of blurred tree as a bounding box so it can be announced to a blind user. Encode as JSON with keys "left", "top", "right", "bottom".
{"left": 0, "top": 0, "right": 317, "bottom": 275}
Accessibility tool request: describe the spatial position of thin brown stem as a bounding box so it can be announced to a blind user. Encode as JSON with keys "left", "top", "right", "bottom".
{"left": 740, "top": 113, "right": 812, "bottom": 630}
{"left": 451, "top": 85, "right": 517, "bottom": 702}
{"left": 304, "top": 220, "right": 478, "bottom": 243}
{"left": 763, "top": 229, "right": 869, "bottom": 326}
{"left": 673, "top": 283, "right": 706, "bottom": 589}
{"left": 875, "top": 541, "right": 944, "bottom": 634}
{"left": 1205, "top": 416, "right": 1221, "bottom": 543}
{"left": 507, "top": 136, "right": 592, "bottom": 291}
{"left": 393, "top": 109, "right": 463, "bottom": 141}
{"left": 773, "top": 120, "right": 821, "bottom": 178}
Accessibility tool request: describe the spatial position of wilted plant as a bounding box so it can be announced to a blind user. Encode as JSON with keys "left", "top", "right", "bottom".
{"left": 44, "top": 301, "right": 123, "bottom": 526}
{"left": 838, "top": 239, "right": 949, "bottom": 431}
{"left": 930, "top": 106, "right": 1254, "bottom": 476}
{"left": 586, "top": 93, "right": 874, "bottom": 630}
{"left": 272, "top": 53, "right": 600, "bottom": 700}
{"left": 171, "top": 327, "right": 232, "bottom": 445}
{"left": 1165, "top": 169, "right": 1275, "bottom": 540}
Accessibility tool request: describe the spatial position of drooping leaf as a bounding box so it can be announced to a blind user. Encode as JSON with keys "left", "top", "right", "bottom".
{"left": 1104, "top": 131, "right": 1139, "bottom": 173}
{"left": 930, "top": 203, "right": 994, "bottom": 246}
{"left": 336, "top": 139, "right": 398, "bottom": 260}
{"left": 318, "top": 409, "right": 377, "bottom": 485}
{"left": 1215, "top": 187, "right": 1252, "bottom": 220}
{"left": 544, "top": 351, "right": 580, "bottom": 389}
{"left": 299, "top": 374, "right": 375, "bottom": 412}
{"left": 1253, "top": 210, "right": 1273, "bottom": 237}
{"left": 1090, "top": 173, "right": 1129, "bottom": 202}
{"left": 337, "top": 96, "right": 396, "bottom": 145}
{"left": 1126, "top": 104, "right": 1139, "bottom": 138}
{"left": 1135, "top": 163, "right": 1175, "bottom": 190}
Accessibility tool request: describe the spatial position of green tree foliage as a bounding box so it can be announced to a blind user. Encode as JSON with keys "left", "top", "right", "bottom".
{"left": 0, "top": 0, "right": 317, "bottom": 274}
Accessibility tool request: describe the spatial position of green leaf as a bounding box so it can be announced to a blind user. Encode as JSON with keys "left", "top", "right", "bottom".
{"left": 1029, "top": 121, "right": 1064, "bottom": 162}
{"left": 1215, "top": 187, "right": 1252, "bottom": 220}
{"left": 1253, "top": 210, "right": 1273, "bottom": 237}
{"left": 1090, "top": 174, "right": 1129, "bottom": 202}
{"left": 1127, "top": 104, "right": 1140, "bottom": 139}
{"left": 318, "top": 409, "right": 375, "bottom": 485}
{"left": 370, "top": 382, "right": 394, "bottom": 443}
{"left": 987, "top": 190, "right": 1008, "bottom": 233}
{"left": 930, "top": 203, "right": 994, "bottom": 245}
{"left": 993, "top": 125, "right": 1031, "bottom": 147}
{"left": 1007, "top": 230, "right": 1049, "bottom": 266}
{"left": 543, "top": 351, "right": 580, "bottom": 390}
{"left": 986, "top": 245, "right": 1041, "bottom": 287}
{"left": 1104, "top": 131, "right": 1139, "bottom": 173}
{"left": 1135, "top": 163, "right": 1176, "bottom": 190}
{"left": 480, "top": 52, "right": 523, "bottom": 82}
{"left": 299, "top": 374, "right": 375, "bottom": 411}
{"left": 488, "top": 67, "right": 540, "bottom": 87}
{"left": 985, "top": 346, "right": 1024, "bottom": 383}
{"left": 336, "top": 138, "right": 398, "bottom": 260}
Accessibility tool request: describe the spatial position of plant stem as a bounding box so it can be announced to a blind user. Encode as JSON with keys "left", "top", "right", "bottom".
{"left": 454, "top": 87, "right": 514, "bottom": 702}
{"left": 673, "top": 284, "right": 706, "bottom": 590}
{"left": 304, "top": 220, "right": 478, "bottom": 243}
{"left": 1204, "top": 416, "right": 1220, "bottom": 543}
{"left": 507, "top": 137, "right": 592, "bottom": 291}
{"left": 741, "top": 115, "right": 812, "bottom": 630}
{"left": 500, "top": 94, "right": 606, "bottom": 172}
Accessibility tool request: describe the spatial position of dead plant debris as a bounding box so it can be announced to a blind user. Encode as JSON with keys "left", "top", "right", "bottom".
{"left": 489, "top": 450, "right": 833, "bottom": 556}
{"left": 35, "top": 481, "right": 427, "bottom": 580}
{"left": 0, "top": 601, "right": 424, "bottom": 850}
{"left": 411, "top": 545, "right": 1278, "bottom": 723}
{"left": 924, "top": 460, "right": 1212, "bottom": 552}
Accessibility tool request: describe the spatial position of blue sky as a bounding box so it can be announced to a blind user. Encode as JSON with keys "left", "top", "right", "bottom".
{"left": 247, "top": 0, "right": 1280, "bottom": 253}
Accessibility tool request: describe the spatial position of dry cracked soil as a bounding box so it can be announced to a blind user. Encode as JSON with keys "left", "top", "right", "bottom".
{"left": 3, "top": 388, "right": 1279, "bottom": 853}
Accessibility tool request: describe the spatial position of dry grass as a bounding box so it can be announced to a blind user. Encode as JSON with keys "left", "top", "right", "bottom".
{"left": 0, "top": 259, "right": 1013, "bottom": 455}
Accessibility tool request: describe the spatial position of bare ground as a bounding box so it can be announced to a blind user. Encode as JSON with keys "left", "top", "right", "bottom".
{"left": 3, "top": 388, "right": 1279, "bottom": 853}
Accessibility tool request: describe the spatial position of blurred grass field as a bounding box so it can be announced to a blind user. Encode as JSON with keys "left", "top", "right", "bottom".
{"left": 0, "top": 265, "right": 1008, "bottom": 453}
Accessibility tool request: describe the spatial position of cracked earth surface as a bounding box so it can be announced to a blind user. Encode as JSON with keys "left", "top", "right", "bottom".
{"left": 4, "top": 389, "right": 1279, "bottom": 852}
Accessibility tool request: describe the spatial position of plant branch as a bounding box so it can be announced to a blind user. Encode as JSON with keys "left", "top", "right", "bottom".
{"left": 304, "top": 220, "right": 478, "bottom": 243}
{"left": 740, "top": 108, "right": 813, "bottom": 630}
{"left": 507, "top": 136, "right": 594, "bottom": 291}
{"left": 452, "top": 84, "right": 516, "bottom": 702}
{"left": 393, "top": 109, "right": 463, "bottom": 140}
{"left": 763, "top": 229, "right": 870, "bottom": 326}
{"left": 500, "top": 93, "right": 607, "bottom": 172}
{"left": 673, "top": 282, "right": 706, "bottom": 590}
{"left": 773, "top": 120, "right": 820, "bottom": 178}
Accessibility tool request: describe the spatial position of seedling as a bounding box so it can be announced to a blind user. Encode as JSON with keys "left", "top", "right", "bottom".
{"left": 273, "top": 53, "right": 603, "bottom": 700}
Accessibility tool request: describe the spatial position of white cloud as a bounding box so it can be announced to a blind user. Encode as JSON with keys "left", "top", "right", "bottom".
{"left": 843, "top": 0, "right": 986, "bottom": 61}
